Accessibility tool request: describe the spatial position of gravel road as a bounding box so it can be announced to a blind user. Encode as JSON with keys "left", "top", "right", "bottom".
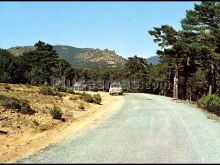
{"left": 19, "top": 93, "right": 220, "bottom": 163}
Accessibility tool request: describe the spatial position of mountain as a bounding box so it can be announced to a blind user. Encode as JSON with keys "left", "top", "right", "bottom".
{"left": 7, "top": 45, "right": 160, "bottom": 68}
{"left": 7, "top": 45, "right": 127, "bottom": 69}
{"left": 146, "top": 56, "right": 160, "bottom": 65}
{"left": 53, "top": 45, "right": 126, "bottom": 69}
{"left": 7, "top": 46, "right": 34, "bottom": 56}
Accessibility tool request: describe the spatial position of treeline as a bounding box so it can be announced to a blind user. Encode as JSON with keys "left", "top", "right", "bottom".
{"left": 148, "top": 1, "right": 220, "bottom": 101}
{"left": 0, "top": 41, "right": 75, "bottom": 85}
{"left": 0, "top": 40, "right": 151, "bottom": 92}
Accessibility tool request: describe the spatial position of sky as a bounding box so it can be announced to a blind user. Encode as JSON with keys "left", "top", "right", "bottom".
{"left": 0, "top": 1, "right": 198, "bottom": 59}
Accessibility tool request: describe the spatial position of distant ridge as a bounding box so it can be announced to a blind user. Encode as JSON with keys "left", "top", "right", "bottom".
{"left": 146, "top": 56, "right": 160, "bottom": 65}
{"left": 7, "top": 45, "right": 160, "bottom": 69}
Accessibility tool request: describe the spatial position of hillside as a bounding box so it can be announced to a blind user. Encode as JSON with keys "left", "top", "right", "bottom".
{"left": 0, "top": 83, "right": 121, "bottom": 163}
{"left": 54, "top": 45, "right": 127, "bottom": 69}
{"left": 7, "top": 45, "right": 159, "bottom": 68}
{"left": 146, "top": 56, "right": 160, "bottom": 65}
{"left": 8, "top": 45, "right": 127, "bottom": 69}
{"left": 7, "top": 46, "right": 34, "bottom": 56}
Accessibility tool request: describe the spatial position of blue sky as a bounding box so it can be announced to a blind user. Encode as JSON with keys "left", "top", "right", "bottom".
{"left": 0, "top": 2, "right": 198, "bottom": 58}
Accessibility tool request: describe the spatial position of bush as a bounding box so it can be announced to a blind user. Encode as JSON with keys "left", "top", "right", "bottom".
{"left": 50, "top": 106, "right": 62, "bottom": 120}
{"left": 198, "top": 94, "right": 220, "bottom": 115}
{"left": 54, "top": 81, "right": 67, "bottom": 92}
{"left": 39, "top": 86, "right": 54, "bottom": 95}
{"left": 93, "top": 93, "right": 102, "bottom": 104}
{"left": 69, "top": 96, "right": 79, "bottom": 101}
{"left": 66, "top": 88, "right": 75, "bottom": 94}
{"left": 82, "top": 93, "right": 94, "bottom": 103}
{"left": 78, "top": 102, "right": 85, "bottom": 111}
{"left": 4, "top": 84, "right": 11, "bottom": 90}
{"left": 0, "top": 95, "right": 35, "bottom": 115}
{"left": 1, "top": 96, "right": 21, "bottom": 109}
{"left": 20, "top": 100, "right": 35, "bottom": 115}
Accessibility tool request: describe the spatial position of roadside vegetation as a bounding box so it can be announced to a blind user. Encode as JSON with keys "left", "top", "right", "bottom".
{"left": 0, "top": 83, "right": 102, "bottom": 136}
{"left": 198, "top": 95, "right": 220, "bottom": 116}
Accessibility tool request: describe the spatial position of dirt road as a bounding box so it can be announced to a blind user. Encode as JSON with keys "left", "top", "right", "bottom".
{"left": 19, "top": 93, "right": 220, "bottom": 163}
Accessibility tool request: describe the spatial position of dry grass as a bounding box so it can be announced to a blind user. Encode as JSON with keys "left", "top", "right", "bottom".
{"left": 0, "top": 83, "right": 95, "bottom": 162}
{"left": 0, "top": 84, "right": 119, "bottom": 163}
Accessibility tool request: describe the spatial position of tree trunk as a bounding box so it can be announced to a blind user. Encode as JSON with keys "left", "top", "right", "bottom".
{"left": 183, "top": 57, "right": 190, "bottom": 100}
{"left": 183, "top": 75, "right": 188, "bottom": 100}
{"left": 173, "top": 62, "right": 179, "bottom": 99}
{"left": 208, "top": 63, "right": 214, "bottom": 95}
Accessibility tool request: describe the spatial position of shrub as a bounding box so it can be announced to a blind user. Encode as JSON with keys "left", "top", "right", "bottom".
{"left": 39, "top": 123, "right": 51, "bottom": 131}
{"left": 20, "top": 100, "right": 35, "bottom": 115}
{"left": 93, "top": 93, "right": 102, "bottom": 104}
{"left": 69, "top": 96, "right": 79, "bottom": 101}
{"left": 39, "top": 86, "right": 54, "bottom": 95}
{"left": 33, "top": 119, "right": 40, "bottom": 126}
{"left": 4, "top": 84, "right": 11, "bottom": 90}
{"left": 82, "top": 93, "right": 94, "bottom": 103}
{"left": 0, "top": 96, "right": 21, "bottom": 109}
{"left": 198, "top": 94, "right": 220, "bottom": 116}
{"left": 54, "top": 81, "right": 67, "bottom": 92}
{"left": 66, "top": 88, "right": 75, "bottom": 95}
{"left": 81, "top": 91, "right": 87, "bottom": 96}
{"left": 53, "top": 91, "right": 65, "bottom": 97}
{"left": 78, "top": 102, "right": 85, "bottom": 111}
{"left": 50, "top": 106, "right": 62, "bottom": 120}
{"left": 75, "top": 91, "right": 82, "bottom": 95}
{"left": 0, "top": 95, "right": 35, "bottom": 115}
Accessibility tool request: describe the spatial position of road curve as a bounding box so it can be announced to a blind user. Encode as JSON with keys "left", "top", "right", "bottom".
{"left": 19, "top": 93, "right": 220, "bottom": 163}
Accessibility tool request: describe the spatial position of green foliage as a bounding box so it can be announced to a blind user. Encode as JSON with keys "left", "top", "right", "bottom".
{"left": 148, "top": 2, "right": 220, "bottom": 100}
{"left": 50, "top": 106, "right": 62, "bottom": 120}
{"left": 124, "top": 55, "right": 150, "bottom": 91}
{"left": 39, "top": 86, "right": 54, "bottom": 95}
{"left": 198, "top": 94, "right": 220, "bottom": 115}
{"left": 0, "top": 95, "right": 21, "bottom": 109}
{"left": 20, "top": 100, "right": 35, "bottom": 115}
{"left": 66, "top": 88, "right": 75, "bottom": 94}
{"left": 93, "top": 93, "right": 102, "bottom": 104}
{"left": 0, "top": 95, "right": 35, "bottom": 115}
{"left": 54, "top": 59, "right": 72, "bottom": 78}
{"left": 0, "top": 49, "right": 17, "bottom": 83}
{"left": 82, "top": 93, "right": 94, "bottom": 103}
{"left": 24, "top": 67, "right": 47, "bottom": 85}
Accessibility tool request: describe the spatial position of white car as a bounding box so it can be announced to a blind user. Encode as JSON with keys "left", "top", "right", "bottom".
{"left": 109, "top": 83, "right": 123, "bottom": 95}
